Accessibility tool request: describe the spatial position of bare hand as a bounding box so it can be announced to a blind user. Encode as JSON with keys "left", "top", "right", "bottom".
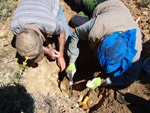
{"left": 47, "top": 49, "right": 60, "bottom": 60}
{"left": 57, "top": 56, "right": 66, "bottom": 72}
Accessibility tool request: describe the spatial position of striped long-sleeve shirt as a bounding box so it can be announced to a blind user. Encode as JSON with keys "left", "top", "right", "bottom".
{"left": 10, "top": 0, "right": 63, "bottom": 36}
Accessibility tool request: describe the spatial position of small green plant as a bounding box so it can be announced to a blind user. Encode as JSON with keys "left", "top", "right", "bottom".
{"left": 15, "top": 56, "right": 29, "bottom": 73}
{"left": 140, "top": 0, "right": 150, "bottom": 7}
{"left": 0, "top": 34, "right": 8, "bottom": 39}
{"left": 12, "top": 56, "right": 29, "bottom": 83}
{"left": 0, "top": 0, "right": 17, "bottom": 23}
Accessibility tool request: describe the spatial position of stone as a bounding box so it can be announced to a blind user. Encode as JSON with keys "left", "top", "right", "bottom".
{"left": 143, "top": 11, "right": 149, "bottom": 16}
{"left": 0, "top": 30, "right": 5, "bottom": 37}
{"left": 3, "top": 40, "right": 9, "bottom": 47}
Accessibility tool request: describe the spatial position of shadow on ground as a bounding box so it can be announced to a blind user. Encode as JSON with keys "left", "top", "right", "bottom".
{"left": 125, "top": 93, "right": 150, "bottom": 113}
{"left": 0, "top": 83, "right": 35, "bottom": 113}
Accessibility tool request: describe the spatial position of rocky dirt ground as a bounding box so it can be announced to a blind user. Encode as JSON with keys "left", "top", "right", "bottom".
{"left": 0, "top": 0, "right": 150, "bottom": 113}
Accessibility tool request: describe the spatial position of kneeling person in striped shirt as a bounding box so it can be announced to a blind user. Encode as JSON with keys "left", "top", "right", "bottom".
{"left": 10, "top": 0, "right": 71, "bottom": 72}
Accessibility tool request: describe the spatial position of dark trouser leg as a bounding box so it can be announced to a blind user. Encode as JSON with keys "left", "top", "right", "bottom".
{"left": 110, "top": 56, "right": 142, "bottom": 87}
{"left": 69, "top": 0, "right": 89, "bottom": 28}
{"left": 69, "top": 0, "right": 103, "bottom": 28}
{"left": 69, "top": 13, "right": 90, "bottom": 28}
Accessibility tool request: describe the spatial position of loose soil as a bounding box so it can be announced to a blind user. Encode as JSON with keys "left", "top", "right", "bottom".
{"left": 0, "top": 0, "right": 150, "bottom": 113}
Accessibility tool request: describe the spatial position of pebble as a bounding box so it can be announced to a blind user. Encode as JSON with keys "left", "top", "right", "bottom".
{"left": 127, "top": 89, "right": 130, "bottom": 92}
{"left": 143, "top": 11, "right": 149, "bottom": 16}
{"left": 144, "top": 34, "right": 150, "bottom": 42}
{"left": 0, "top": 30, "right": 5, "bottom": 37}
{"left": 3, "top": 40, "right": 9, "bottom": 47}
{"left": 89, "top": 100, "right": 93, "bottom": 105}
{"left": 76, "top": 103, "right": 79, "bottom": 107}
{"left": 99, "top": 94, "right": 103, "bottom": 99}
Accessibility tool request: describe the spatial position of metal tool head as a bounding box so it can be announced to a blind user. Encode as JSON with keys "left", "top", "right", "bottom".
{"left": 68, "top": 70, "right": 72, "bottom": 77}
{"left": 68, "top": 70, "right": 73, "bottom": 95}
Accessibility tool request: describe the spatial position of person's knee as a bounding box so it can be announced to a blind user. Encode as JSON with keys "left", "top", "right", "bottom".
{"left": 126, "top": 75, "right": 138, "bottom": 85}
{"left": 69, "top": 16, "right": 89, "bottom": 28}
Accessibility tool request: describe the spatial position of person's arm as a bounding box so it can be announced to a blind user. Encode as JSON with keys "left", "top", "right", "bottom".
{"left": 68, "top": 17, "right": 96, "bottom": 63}
{"left": 57, "top": 28, "right": 66, "bottom": 72}
{"left": 58, "top": 28, "right": 65, "bottom": 57}
{"left": 66, "top": 18, "right": 96, "bottom": 77}
{"left": 43, "top": 27, "right": 66, "bottom": 72}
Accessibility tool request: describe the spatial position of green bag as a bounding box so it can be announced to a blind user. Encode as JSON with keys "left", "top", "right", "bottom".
{"left": 83, "top": 0, "right": 100, "bottom": 16}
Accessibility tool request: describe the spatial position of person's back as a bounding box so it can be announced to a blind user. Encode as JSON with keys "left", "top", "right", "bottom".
{"left": 10, "top": 0, "right": 62, "bottom": 36}
{"left": 89, "top": 0, "right": 142, "bottom": 62}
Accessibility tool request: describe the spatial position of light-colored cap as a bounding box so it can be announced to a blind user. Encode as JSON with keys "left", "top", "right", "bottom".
{"left": 16, "top": 28, "right": 44, "bottom": 62}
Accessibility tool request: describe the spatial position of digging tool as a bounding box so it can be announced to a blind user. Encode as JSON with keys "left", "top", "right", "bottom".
{"left": 79, "top": 89, "right": 92, "bottom": 109}
{"left": 68, "top": 70, "right": 73, "bottom": 95}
